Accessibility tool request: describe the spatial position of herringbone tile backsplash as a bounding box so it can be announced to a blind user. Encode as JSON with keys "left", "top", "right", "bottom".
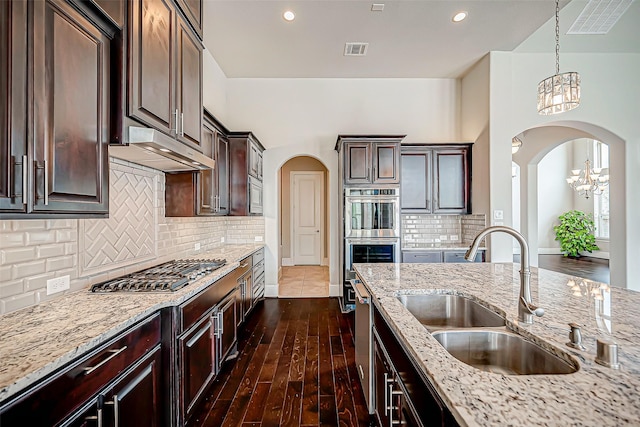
{"left": 0, "top": 159, "right": 265, "bottom": 315}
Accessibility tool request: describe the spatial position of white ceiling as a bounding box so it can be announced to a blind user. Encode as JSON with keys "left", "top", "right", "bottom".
{"left": 202, "top": 0, "right": 639, "bottom": 79}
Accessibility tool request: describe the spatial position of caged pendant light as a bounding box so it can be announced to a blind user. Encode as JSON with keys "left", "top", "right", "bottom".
{"left": 537, "top": 0, "right": 580, "bottom": 115}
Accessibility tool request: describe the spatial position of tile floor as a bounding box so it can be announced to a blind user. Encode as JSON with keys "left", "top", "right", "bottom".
{"left": 278, "top": 265, "right": 329, "bottom": 298}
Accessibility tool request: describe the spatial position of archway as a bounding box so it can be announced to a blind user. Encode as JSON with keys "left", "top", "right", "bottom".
{"left": 512, "top": 122, "right": 626, "bottom": 288}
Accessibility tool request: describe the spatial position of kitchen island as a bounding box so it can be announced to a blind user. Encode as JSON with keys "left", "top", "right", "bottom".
{"left": 0, "top": 244, "right": 263, "bottom": 402}
{"left": 354, "top": 262, "right": 640, "bottom": 426}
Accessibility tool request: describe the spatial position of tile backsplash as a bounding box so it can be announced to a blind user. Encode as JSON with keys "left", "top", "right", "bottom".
{"left": 402, "top": 213, "right": 486, "bottom": 248}
{"left": 0, "top": 159, "right": 265, "bottom": 315}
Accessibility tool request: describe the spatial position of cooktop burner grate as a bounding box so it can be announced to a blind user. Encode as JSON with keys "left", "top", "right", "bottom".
{"left": 90, "top": 259, "right": 227, "bottom": 293}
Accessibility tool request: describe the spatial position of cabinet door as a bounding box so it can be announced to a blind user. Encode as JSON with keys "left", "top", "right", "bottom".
{"left": 179, "top": 315, "right": 214, "bottom": 416}
{"left": 102, "top": 347, "right": 162, "bottom": 427}
{"left": 32, "top": 0, "right": 109, "bottom": 214}
{"left": 176, "top": 16, "right": 202, "bottom": 147}
{"left": 248, "top": 176, "right": 263, "bottom": 215}
{"left": 344, "top": 142, "right": 371, "bottom": 184}
{"left": 215, "top": 135, "right": 230, "bottom": 215}
{"left": 248, "top": 142, "right": 260, "bottom": 179}
{"left": 198, "top": 125, "right": 215, "bottom": 215}
{"left": 373, "top": 333, "right": 391, "bottom": 427}
{"left": 217, "top": 293, "right": 237, "bottom": 365}
{"left": 129, "top": 0, "right": 176, "bottom": 135}
{"left": 400, "top": 150, "right": 431, "bottom": 212}
{"left": 0, "top": 0, "right": 27, "bottom": 213}
{"left": 433, "top": 149, "right": 470, "bottom": 214}
{"left": 175, "top": 0, "right": 202, "bottom": 38}
{"left": 372, "top": 143, "right": 400, "bottom": 184}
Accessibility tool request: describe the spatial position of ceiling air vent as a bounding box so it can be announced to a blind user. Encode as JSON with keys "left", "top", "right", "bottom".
{"left": 344, "top": 42, "right": 369, "bottom": 56}
{"left": 567, "top": 0, "right": 634, "bottom": 35}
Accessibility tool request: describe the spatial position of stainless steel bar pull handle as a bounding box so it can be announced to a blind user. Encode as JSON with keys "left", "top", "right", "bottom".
{"left": 180, "top": 112, "right": 185, "bottom": 136}
{"left": 173, "top": 109, "right": 179, "bottom": 134}
{"left": 21, "top": 155, "right": 27, "bottom": 205}
{"left": 35, "top": 160, "right": 49, "bottom": 205}
{"left": 104, "top": 395, "right": 119, "bottom": 427}
{"left": 83, "top": 346, "right": 128, "bottom": 375}
{"left": 390, "top": 389, "right": 403, "bottom": 426}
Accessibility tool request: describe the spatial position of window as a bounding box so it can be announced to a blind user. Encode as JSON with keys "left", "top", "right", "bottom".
{"left": 593, "top": 140, "right": 609, "bottom": 239}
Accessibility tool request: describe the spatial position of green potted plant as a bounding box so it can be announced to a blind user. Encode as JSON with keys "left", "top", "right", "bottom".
{"left": 554, "top": 210, "right": 599, "bottom": 258}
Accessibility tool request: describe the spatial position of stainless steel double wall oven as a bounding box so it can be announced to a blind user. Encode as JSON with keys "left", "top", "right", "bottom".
{"left": 342, "top": 188, "right": 400, "bottom": 309}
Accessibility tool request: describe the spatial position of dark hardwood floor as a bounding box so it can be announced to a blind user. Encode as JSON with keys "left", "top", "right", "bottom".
{"left": 190, "top": 298, "right": 372, "bottom": 427}
{"left": 517, "top": 254, "right": 610, "bottom": 284}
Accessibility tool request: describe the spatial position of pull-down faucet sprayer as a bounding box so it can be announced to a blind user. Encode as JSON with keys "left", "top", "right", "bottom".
{"left": 465, "top": 226, "right": 544, "bottom": 324}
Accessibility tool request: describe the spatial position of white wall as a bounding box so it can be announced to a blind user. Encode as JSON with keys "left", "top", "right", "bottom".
{"left": 537, "top": 143, "right": 574, "bottom": 251}
{"left": 492, "top": 51, "right": 640, "bottom": 290}
{"left": 202, "top": 49, "right": 228, "bottom": 122}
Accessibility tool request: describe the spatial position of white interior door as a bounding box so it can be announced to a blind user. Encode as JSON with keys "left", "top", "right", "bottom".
{"left": 291, "top": 171, "right": 323, "bottom": 265}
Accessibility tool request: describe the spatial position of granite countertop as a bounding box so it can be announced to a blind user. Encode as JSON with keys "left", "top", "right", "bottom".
{"left": 0, "top": 244, "right": 264, "bottom": 402}
{"left": 354, "top": 262, "right": 640, "bottom": 427}
{"left": 401, "top": 245, "right": 485, "bottom": 251}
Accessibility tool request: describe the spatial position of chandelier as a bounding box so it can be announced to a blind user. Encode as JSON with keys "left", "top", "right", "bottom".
{"left": 566, "top": 158, "right": 609, "bottom": 199}
{"left": 512, "top": 137, "right": 522, "bottom": 154}
{"left": 537, "top": 0, "right": 580, "bottom": 115}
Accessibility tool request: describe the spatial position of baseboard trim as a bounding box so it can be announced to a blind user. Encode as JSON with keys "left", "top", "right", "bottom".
{"left": 329, "top": 284, "right": 340, "bottom": 297}
{"left": 265, "top": 284, "right": 278, "bottom": 298}
{"left": 322, "top": 257, "right": 329, "bottom": 266}
{"left": 281, "top": 258, "right": 294, "bottom": 266}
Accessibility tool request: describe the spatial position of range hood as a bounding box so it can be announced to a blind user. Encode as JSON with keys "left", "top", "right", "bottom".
{"left": 109, "top": 126, "right": 215, "bottom": 172}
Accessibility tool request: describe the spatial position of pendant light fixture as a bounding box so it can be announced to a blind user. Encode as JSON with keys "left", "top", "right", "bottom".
{"left": 537, "top": 0, "right": 580, "bottom": 115}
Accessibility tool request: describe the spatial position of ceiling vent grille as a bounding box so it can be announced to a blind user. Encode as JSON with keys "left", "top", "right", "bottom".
{"left": 344, "top": 42, "right": 369, "bottom": 56}
{"left": 567, "top": 0, "right": 634, "bottom": 34}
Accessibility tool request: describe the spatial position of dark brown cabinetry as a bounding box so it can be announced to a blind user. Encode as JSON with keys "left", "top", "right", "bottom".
{"left": 174, "top": 0, "right": 202, "bottom": 38}
{"left": 128, "top": 0, "right": 202, "bottom": 148}
{"left": 373, "top": 307, "right": 456, "bottom": 427}
{"left": 228, "top": 132, "right": 265, "bottom": 216}
{"left": 338, "top": 137, "right": 403, "bottom": 185}
{"left": 252, "top": 248, "right": 265, "bottom": 303}
{"left": 0, "top": 313, "right": 163, "bottom": 426}
{"left": 1, "top": 0, "right": 111, "bottom": 218}
{"left": 200, "top": 111, "right": 229, "bottom": 215}
{"left": 400, "top": 144, "right": 471, "bottom": 214}
{"left": 177, "top": 269, "right": 240, "bottom": 424}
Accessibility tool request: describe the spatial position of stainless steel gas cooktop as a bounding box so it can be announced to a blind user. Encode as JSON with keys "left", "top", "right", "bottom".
{"left": 90, "top": 259, "right": 227, "bottom": 293}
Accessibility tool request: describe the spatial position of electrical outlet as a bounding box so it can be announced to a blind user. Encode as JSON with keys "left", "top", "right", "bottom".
{"left": 194, "top": 243, "right": 201, "bottom": 251}
{"left": 450, "top": 235, "right": 459, "bottom": 241}
{"left": 255, "top": 236, "right": 263, "bottom": 242}
{"left": 439, "top": 235, "right": 448, "bottom": 241}
{"left": 493, "top": 210, "right": 504, "bottom": 220}
{"left": 220, "top": 237, "right": 225, "bottom": 243}
{"left": 47, "top": 275, "right": 70, "bottom": 295}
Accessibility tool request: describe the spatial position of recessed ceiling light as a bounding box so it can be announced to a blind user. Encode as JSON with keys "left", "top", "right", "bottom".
{"left": 283, "top": 10, "right": 295, "bottom": 21}
{"left": 452, "top": 11, "right": 467, "bottom": 22}
{"left": 159, "top": 148, "right": 171, "bottom": 153}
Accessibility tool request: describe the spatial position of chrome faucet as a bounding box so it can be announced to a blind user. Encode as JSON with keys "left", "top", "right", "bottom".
{"left": 465, "top": 225, "right": 544, "bottom": 324}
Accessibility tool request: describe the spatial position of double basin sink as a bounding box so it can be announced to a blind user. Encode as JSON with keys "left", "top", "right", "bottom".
{"left": 397, "top": 294, "right": 578, "bottom": 375}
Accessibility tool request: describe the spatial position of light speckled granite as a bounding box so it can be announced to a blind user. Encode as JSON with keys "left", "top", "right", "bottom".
{"left": 0, "top": 244, "right": 263, "bottom": 402}
{"left": 354, "top": 262, "right": 640, "bottom": 427}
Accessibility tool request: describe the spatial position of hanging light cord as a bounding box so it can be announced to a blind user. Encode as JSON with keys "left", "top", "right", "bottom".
{"left": 555, "top": 0, "right": 560, "bottom": 75}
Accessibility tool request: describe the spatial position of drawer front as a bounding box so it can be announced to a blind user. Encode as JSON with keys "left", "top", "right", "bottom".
{"left": 180, "top": 268, "right": 241, "bottom": 332}
{"left": 252, "top": 248, "right": 264, "bottom": 265}
{"left": 443, "top": 250, "right": 484, "bottom": 263}
{"left": 0, "top": 313, "right": 161, "bottom": 426}
{"left": 402, "top": 251, "right": 443, "bottom": 263}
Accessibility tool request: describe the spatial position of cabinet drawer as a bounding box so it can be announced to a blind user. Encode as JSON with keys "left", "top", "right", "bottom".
{"left": 402, "top": 251, "right": 443, "bottom": 263}
{"left": 0, "top": 313, "right": 161, "bottom": 426}
{"left": 444, "top": 250, "right": 484, "bottom": 263}
{"left": 179, "top": 268, "right": 241, "bottom": 332}
{"left": 252, "top": 248, "right": 264, "bottom": 265}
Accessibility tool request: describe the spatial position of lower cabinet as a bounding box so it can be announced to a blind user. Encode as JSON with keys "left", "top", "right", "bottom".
{"left": 0, "top": 313, "right": 163, "bottom": 426}
{"left": 402, "top": 250, "right": 485, "bottom": 264}
{"left": 373, "top": 306, "right": 457, "bottom": 427}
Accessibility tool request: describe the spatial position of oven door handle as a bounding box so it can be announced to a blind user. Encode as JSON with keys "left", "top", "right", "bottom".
{"left": 349, "top": 279, "right": 369, "bottom": 304}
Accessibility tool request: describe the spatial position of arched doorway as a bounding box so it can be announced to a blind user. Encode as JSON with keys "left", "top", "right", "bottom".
{"left": 278, "top": 156, "right": 329, "bottom": 297}
{"left": 512, "top": 122, "right": 626, "bottom": 287}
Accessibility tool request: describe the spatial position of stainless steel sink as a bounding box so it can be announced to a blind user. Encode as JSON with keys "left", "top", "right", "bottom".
{"left": 432, "top": 329, "right": 579, "bottom": 375}
{"left": 397, "top": 294, "right": 506, "bottom": 330}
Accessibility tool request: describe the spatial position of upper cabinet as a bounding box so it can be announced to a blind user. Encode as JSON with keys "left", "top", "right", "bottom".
{"left": 200, "top": 112, "right": 229, "bottom": 215}
{"left": 228, "top": 132, "right": 265, "bottom": 216}
{"left": 128, "top": 0, "right": 202, "bottom": 148}
{"left": 1, "top": 0, "right": 112, "bottom": 218}
{"left": 174, "top": 0, "right": 202, "bottom": 38}
{"left": 400, "top": 144, "right": 471, "bottom": 214}
{"left": 336, "top": 136, "right": 404, "bottom": 186}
